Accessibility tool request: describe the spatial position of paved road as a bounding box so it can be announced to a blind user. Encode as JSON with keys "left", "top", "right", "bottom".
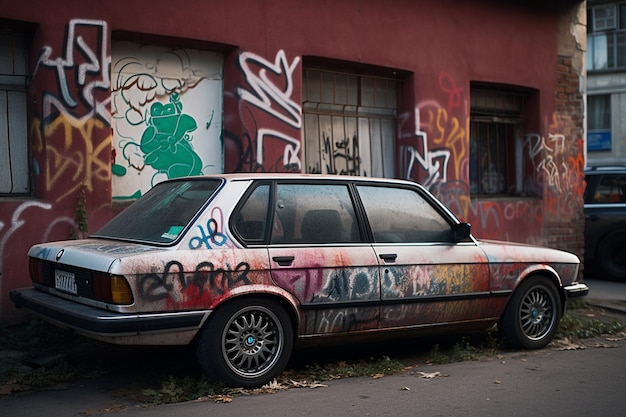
{"left": 1, "top": 277, "right": 625, "bottom": 417}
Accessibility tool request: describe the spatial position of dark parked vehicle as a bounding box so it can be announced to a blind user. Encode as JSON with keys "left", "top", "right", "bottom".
{"left": 584, "top": 166, "right": 626, "bottom": 281}
{"left": 11, "top": 174, "right": 588, "bottom": 387}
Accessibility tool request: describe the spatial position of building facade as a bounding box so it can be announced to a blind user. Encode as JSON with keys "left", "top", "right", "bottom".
{"left": 0, "top": 0, "right": 586, "bottom": 321}
{"left": 587, "top": 0, "right": 626, "bottom": 165}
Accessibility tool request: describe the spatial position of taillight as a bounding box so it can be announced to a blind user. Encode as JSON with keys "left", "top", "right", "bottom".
{"left": 29, "top": 258, "right": 44, "bottom": 284}
{"left": 93, "top": 273, "right": 133, "bottom": 305}
{"left": 111, "top": 275, "right": 134, "bottom": 304}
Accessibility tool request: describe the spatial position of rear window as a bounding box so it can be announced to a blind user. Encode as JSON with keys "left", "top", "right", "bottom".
{"left": 93, "top": 179, "right": 222, "bottom": 244}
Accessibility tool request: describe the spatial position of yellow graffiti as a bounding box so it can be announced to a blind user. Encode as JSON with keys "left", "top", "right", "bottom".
{"left": 421, "top": 107, "right": 468, "bottom": 181}
{"left": 31, "top": 115, "right": 111, "bottom": 203}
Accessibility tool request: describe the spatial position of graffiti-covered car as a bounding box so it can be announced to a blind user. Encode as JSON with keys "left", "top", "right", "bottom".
{"left": 11, "top": 174, "right": 588, "bottom": 387}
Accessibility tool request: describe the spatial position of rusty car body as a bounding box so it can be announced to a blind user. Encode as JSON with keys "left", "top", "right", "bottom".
{"left": 11, "top": 174, "right": 588, "bottom": 387}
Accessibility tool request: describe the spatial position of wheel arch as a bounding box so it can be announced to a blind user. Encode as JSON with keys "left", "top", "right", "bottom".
{"left": 194, "top": 285, "right": 301, "bottom": 343}
{"left": 512, "top": 266, "right": 566, "bottom": 314}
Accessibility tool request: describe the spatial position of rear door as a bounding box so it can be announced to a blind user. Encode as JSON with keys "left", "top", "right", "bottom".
{"left": 266, "top": 181, "right": 380, "bottom": 335}
{"left": 354, "top": 184, "right": 496, "bottom": 329}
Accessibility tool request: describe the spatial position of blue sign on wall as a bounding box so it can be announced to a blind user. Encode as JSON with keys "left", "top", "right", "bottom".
{"left": 588, "top": 130, "right": 612, "bottom": 152}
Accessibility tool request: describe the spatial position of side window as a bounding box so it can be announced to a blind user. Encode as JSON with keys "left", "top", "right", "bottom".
{"left": 591, "top": 175, "right": 626, "bottom": 204}
{"left": 357, "top": 185, "right": 452, "bottom": 243}
{"left": 233, "top": 184, "right": 270, "bottom": 241}
{"left": 271, "top": 183, "right": 361, "bottom": 244}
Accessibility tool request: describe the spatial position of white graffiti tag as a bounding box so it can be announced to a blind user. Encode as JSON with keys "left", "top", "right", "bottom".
{"left": 35, "top": 19, "right": 111, "bottom": 124}
{"left": 238, "top": 50, "right": 302, "bottom": 170}
{"left": 403, "top": 108, "right": 451, "bottom": 187}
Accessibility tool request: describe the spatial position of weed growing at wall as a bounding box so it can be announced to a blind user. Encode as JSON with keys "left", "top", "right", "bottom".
{"left": 72, "top": 185, "right": 89, "bottom": 239}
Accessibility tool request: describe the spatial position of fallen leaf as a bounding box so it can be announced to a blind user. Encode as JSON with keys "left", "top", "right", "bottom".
{"left": 417, "top": 371, "right": 441, "bottom": 379}
{"left": 213, "top": 395, "right": 233, "bottom": 403}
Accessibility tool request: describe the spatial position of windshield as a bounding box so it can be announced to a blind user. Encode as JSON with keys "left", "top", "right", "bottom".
{"left": 93, "top": 179, "right": 222, "bottom": 244}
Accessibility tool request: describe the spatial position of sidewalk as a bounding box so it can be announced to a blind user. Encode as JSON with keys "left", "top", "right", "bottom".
{"left": 584, "top": 278, "right": 626, "bottom": 316}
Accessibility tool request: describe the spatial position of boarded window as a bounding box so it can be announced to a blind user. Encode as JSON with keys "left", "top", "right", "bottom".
{"left": 0, "top": 31, "right": 30, "bottom": 195}
{"left": 303, "top": 69, "right": 397, "bottom": 177}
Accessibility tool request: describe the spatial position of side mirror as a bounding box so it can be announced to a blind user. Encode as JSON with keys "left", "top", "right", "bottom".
{"left": 452, "top": 222, "right": 471, "bottom": 242}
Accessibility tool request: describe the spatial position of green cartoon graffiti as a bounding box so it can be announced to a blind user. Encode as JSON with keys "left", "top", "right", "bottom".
{"left": 141, "top": 94, "right": 202, "bottom": 178}
{"left": 113, "top": 93, "right": 202, "bottom": 188}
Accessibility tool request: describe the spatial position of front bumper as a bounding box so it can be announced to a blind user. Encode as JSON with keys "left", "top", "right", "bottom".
{"left": 564, "top": 282, "right": 590, "bottom": 299}
{"left": 10, "top": 287, "right": 210, "bottom": 345}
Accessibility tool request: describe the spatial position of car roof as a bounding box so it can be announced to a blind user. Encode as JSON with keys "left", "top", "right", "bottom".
{"left": 173, "top": 173, "right": 421, "bottom": 187}
{"left": 585, "top": 165, "right": 626, "bottom": 175}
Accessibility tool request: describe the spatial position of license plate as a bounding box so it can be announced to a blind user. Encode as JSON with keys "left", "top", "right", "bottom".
{"left": 55, "top": 269, "right": 77, "bottom": 294}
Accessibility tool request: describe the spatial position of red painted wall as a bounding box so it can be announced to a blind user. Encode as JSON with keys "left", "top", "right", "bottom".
{"left": 0, "top": 0, "right": 584, "bottom": 321}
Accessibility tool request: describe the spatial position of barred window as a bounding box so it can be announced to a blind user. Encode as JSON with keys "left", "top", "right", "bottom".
{"left": 470, "top": 87, "right": 526, "bottom": 196}
{"left": 302, "top": 69, "right": 398, "bottom": 177}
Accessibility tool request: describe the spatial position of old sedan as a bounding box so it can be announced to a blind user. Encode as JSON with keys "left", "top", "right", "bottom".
{"left": 11, "top": 174, "right": 588, "bottom": 387}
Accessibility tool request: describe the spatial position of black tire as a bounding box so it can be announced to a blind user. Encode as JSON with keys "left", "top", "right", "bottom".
{"left": 597, "top": 231, "right": 626, "bottom": 281}
{"left": 499, "top": 276, "right": 561, "bottom": 349}
{"left": 196, "top": 297, "right": 293, "bottom": 388}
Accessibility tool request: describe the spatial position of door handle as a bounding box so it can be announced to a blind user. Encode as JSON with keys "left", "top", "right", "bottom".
{"left": 272, "top": 256, "right": 295, "bottom": 266}
{"left": 379, "top": 253, "right": 397, "bottom": 262}
{"left": 585, "top": 215, "right": 599, "bottom": 221}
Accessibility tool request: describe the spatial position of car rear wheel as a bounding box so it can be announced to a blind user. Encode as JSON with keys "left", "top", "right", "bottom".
{"left": 597, "top": 231, "right": 626, "bottom": 281}
{"left": 499, "top": 276, "right": 561, "bottom": 349}
{"left": 196, "top": 297, "right": 293, "bottom": 388}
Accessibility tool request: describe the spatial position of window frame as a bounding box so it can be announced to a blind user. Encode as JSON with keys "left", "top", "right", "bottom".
{"left": 0, "top": 29, "right": 32, "bottom": 196}
{"left": 587, "top": 94, "right": 612, "bottom": 152}
{"left": 588, "top": 3, "right": 626, "bottom": 71}
{"left": 469, "top": 86, "right": 528, "bottom": 197}
{"left": 356, "top": 184, "right": 454, "bottom": 244}
{"left": 302, "top": 67, "right": 399, "bottom": 178}
{"left": 591, "top": 4, "right": 618, "bottom": 32}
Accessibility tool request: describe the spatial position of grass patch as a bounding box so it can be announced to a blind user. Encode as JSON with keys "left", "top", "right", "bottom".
{"left": 139, "top": 375, "right": 227, "bottom": 404}
{"left": 0, "top": 318, "right": 89, "bottom": 395}
{"left": 137, "top": 355, "right": 406, "bottom": 404}
{"left": 289, "top": 355, "right": 405, "bottom": 381}
{"left": 428, "top": 334, "right": 501, "bottom": 364}
{"left": 557, "top": 312, "right": 624, "bottom": 339}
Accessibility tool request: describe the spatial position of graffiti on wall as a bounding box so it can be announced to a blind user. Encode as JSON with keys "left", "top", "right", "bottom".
{"left": 228, "top": 49, "right": 302, "bottom": 172}
{"left": 33, "top": 19, "right": 113, "bottom": 203}
{"left": 0, "top": 202, "right": 76, "bottom": 309}
{"left": 111, "top": 42, "right": 224, "bottom": 199}
{"left": 401, "top": 108, "right": 452, "bottom": 188}
{"left": 399, "top": 71, "right": 583, "bottom": 242}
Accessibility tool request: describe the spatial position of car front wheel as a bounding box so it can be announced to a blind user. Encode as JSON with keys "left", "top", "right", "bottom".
{"left": 196, "top": 297, "right": 293, "bottom": 388}
{"left": 499, "top": 276, "right": 561, "bottom": 349}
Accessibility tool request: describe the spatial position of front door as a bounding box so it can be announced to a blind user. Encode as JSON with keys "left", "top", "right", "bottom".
{"left": 354, "top": 184, "right": 494, "bottom": 329}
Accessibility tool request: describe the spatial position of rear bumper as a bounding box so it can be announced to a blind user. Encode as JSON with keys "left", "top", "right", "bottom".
{"left": 564, "top": 282, "right": 590, "bottom": 299}
{"left": 10, "top": 287, "right": 210, "bottom": 344}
